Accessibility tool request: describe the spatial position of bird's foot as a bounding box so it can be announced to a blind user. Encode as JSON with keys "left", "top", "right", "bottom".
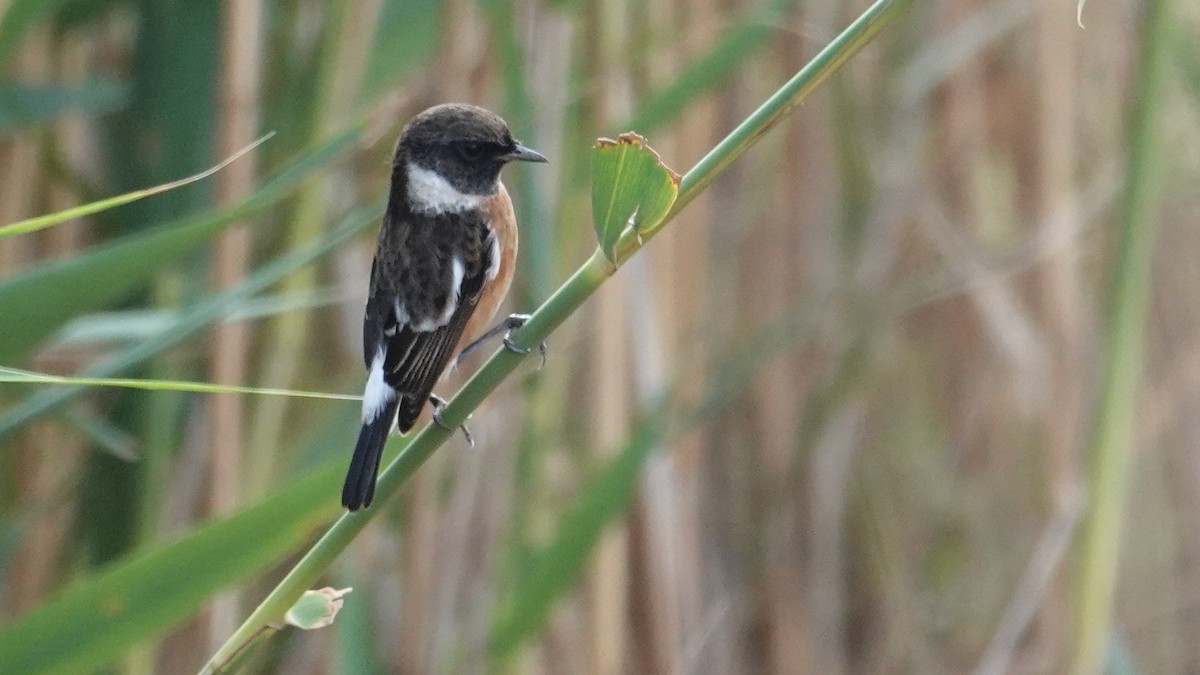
{"left": 500, "top": 314, "right": 548, "bottom": 369}
{"left": 429, "top": 394, "right": 474, "bottom": 447}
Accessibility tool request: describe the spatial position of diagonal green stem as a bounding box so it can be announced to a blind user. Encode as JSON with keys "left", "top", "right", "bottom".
{"left": 200, "top": 1, "right": 911, "bottom": 671}
{"left": 1071, "top": 0, "right": 1171, "bottom": 672}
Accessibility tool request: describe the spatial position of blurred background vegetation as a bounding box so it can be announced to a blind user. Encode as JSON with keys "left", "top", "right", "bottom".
{"left": 0, "top": 0, "right": 1197, "bottom": 672}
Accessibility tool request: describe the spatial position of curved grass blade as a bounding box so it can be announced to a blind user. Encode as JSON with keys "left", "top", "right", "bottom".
{"left": 0, "top": 132, "right": 272, "bottom": 240}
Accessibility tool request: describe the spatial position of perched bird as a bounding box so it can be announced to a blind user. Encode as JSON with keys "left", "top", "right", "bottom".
{"left": 343, "top": 103, "right": 547, "bottom": 511}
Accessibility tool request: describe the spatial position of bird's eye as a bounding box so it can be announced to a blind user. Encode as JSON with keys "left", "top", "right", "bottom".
{"left": 459, "top": 142, "right": 485, "bottom": 161}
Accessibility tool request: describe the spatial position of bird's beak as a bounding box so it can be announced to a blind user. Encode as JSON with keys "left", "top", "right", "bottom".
{"left": 504, "top": 144, "right": 548, "bottom": 163}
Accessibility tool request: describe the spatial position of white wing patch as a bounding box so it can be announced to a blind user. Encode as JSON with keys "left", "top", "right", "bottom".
{"left": 485, "top": 228, "right": 501, "bottom": 281}
{"left": 362, "top": 347, "right": 395, "bottom": 422}
{"left": 393, "top": 299, "right": 409, "bottom": 326}
{"left": 407, "top": 163, "right": 485, "bottom": 214}
{"left": 412, "top": 256, "right": 464, "bottom": 332}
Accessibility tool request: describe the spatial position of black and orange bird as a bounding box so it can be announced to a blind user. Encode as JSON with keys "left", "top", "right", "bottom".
{"left": 342, "top": 104, "right": 547, "bottom": 511}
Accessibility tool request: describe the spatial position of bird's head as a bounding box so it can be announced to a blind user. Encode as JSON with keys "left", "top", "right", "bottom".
{"left": 397, "top": 103, "right": 546, "bottom": 210}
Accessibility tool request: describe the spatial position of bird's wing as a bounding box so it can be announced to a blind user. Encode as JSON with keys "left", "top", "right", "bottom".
{"left": 364, "top": 209, "right": 493, "bottom": 432}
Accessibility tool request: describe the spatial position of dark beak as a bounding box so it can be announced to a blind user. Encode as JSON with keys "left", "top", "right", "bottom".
{"left": 504, "top": 143, "right": 548, "bottom": 163}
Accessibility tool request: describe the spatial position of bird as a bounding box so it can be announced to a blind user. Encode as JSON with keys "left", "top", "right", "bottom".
{"left": 342, "top": 103, "right": 548, "bottom": 511}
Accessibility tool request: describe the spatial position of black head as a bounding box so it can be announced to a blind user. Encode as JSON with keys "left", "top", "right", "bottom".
{"left": 397, "top": 103, "right": 547, "bottom": 198}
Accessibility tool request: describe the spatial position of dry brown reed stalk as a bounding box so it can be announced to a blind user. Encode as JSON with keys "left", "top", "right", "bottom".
{"left": 0, "top": 30, "right": 47, "bottom": 274}
{"left": 46, "top": 38, "right": 90, "bottom": 260}
{"left": 5, "top": 30, "right": 91, "bottom": 622}
{"left": 624, "top": 2, "right": 712, "bottom": 672}
{"left": 245, "top": 0, "right": 381, "bottom": 493}
{"left": 209, "top": 0, "right": 266, "bottom": 652}
{"left": 755, "top": 5, "right": 845, "bottom": 673}
{"left": 586, "top": 1, "right": 633, "bottom": 671}
{"left": 635, "top": 0, "right": 726, "bottom": 671}
{"left": 2, "top": 26, "right": 52, "bottom": 617}
{"left": 1029, "top": 2, "right": 1084, "bottom": 667}
{"left": 8, "top": 27, "right": 95, "bottom": 619}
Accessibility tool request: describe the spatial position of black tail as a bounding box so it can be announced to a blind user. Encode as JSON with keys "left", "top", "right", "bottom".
{"left": 342, "top": 399, "right": 400, "bottom": 511}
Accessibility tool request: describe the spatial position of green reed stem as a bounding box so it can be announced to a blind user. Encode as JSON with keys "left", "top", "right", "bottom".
{"left": 1071, "top": 0, "right": 1171, "bottom": 672}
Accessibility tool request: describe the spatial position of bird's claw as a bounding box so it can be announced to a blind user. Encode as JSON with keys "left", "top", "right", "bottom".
{"left": 502, "top": 315, "right": 548, "bottom": 369}
{"left": 429, "top": 394, "right": 474, "bottom": 447}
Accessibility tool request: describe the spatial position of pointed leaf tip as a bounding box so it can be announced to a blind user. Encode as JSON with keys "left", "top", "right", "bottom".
{"left": 591, "top": 132, "right": 680, "bottom": 264}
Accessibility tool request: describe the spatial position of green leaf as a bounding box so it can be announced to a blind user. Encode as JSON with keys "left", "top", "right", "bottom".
{"left": 284, "top": 588, "right": 352, "bottom": 630}
{"left": 0, "top": 80, "right": 128, "bottom": 131}
{"left": 489, "top": 410, "right": 666, "bottom": 658}
{"left": 0, "top": 460, "right": 345, "bottom": 675}
{"left": 0, "top": 128, "right": 358, "bottom": 362}
{"left": 590, "top": 133, "right": 680, "bottom": 264}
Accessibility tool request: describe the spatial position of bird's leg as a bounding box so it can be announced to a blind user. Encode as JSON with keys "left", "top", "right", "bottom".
{"left": 429, "top": 394, "right": 474, "bottom": 447}
{"left": 458, "top": 313, "right": 548, "bottom": 369}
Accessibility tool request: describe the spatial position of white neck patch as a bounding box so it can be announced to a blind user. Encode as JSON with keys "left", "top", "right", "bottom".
{"left": 407, "top": 163, "right": 488, "bottom": 214}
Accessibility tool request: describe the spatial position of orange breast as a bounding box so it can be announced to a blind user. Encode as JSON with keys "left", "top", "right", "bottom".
{"left": 457, "top": 182, "right": 518, "bottom": 353}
